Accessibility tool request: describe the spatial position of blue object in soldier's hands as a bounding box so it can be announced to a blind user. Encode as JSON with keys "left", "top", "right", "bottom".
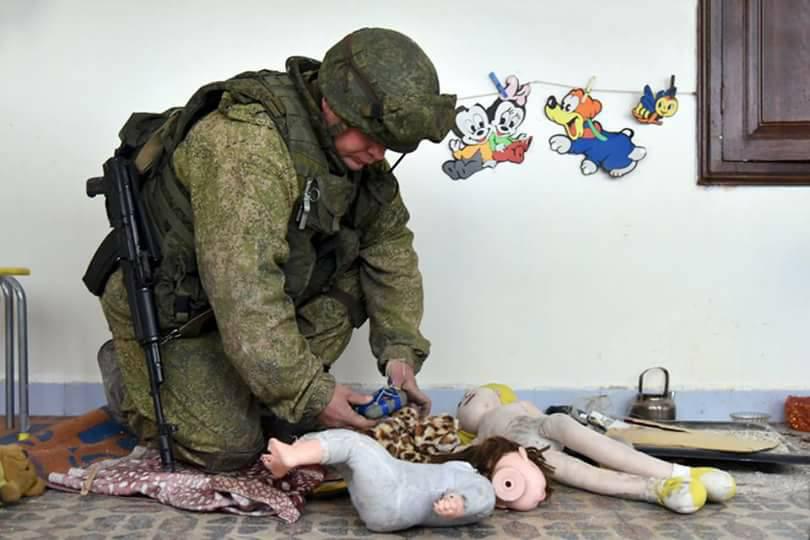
{"left": 354, "top": 387, "right": 408, "bottom": 419}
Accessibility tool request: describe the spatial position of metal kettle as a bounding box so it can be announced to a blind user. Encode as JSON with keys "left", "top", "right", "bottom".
{"left": 628, "top": 367, "right": 676, "bottom": 421}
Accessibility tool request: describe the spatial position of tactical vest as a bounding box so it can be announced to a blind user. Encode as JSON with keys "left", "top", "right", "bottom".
{"left": 84, "top": 62, "right": 399, "bottom": 336}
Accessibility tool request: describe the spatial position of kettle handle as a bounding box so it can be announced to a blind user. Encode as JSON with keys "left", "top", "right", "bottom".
{"left": 638, "top": 367, "right": 670, "bottom": 397}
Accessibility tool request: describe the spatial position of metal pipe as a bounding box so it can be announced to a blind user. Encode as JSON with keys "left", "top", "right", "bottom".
{"left": 7, "top": 278, "right": 29, "bottom": 435}
{"left": 1, "top": 278, "right": 14, "bottom": 430}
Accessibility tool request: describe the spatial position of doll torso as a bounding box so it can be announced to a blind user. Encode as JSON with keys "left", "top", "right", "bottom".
{"left": 475, "top": 402, "right": 540, "bottom": 441}
{"left": 475, "top": 402, "right": 563, "bottom": 452}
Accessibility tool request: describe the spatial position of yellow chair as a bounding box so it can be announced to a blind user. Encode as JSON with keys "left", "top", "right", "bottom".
{"left": 0, "top": 267, "right": 31, "bottom": 441}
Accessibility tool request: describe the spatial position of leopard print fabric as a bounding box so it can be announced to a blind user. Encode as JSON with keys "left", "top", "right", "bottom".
{"left": 364, "top": 405, "right": 461, "bottom": 463}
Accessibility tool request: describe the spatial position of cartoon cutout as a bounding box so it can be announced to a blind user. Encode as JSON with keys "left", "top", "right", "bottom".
{"left": 633, "top": 75, "right": 678, "bottom": 125}
{"left": 545, "top": 88, "right": 646, "bottom": 178}
{"left": 443, "top": 75, "right": 533, "bottom": 181}
{"left": 443, "top": 103, "right": 495, "bottom": 180}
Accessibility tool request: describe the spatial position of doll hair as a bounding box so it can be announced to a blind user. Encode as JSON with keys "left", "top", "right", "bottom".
{"left": 431, "top": 436, "right": 555, "bottom": 497}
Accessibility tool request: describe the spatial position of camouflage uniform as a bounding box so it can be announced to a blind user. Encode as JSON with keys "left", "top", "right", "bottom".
{"left": 90, "top": 28, "right": 456, "bottom": 471}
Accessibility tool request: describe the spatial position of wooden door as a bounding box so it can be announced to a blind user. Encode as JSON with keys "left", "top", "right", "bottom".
{"left": 699, "top": 0, "right": 810, "bottom": 184}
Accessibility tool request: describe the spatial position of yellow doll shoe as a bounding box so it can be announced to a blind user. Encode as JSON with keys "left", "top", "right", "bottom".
{"left": 689, "top": 467, "right": 736, "bottom": 503}
{"left": 653, "top": 477, "right": 707, "bottom": 514}
{"left": 672, "top": 464, "right": 736, "bottom": 503}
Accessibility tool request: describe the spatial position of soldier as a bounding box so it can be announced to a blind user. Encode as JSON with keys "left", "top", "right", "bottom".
{"left": 87, "top": 27, "right": 457, "bottom": 471}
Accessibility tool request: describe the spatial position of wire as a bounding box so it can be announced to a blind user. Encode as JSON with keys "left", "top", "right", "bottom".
{"left": 458, "top": 78, "right": 697, "bottom": 101}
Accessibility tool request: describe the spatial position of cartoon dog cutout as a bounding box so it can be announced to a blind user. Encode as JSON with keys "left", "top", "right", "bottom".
{"left": 442, "top": 75, "right": 533, "bottom": 181}
{"left": 545, "top": 88, "right": 646, "bottom": 177}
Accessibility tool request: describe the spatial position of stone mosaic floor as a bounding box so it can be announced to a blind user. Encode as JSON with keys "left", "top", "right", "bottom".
{"left": 2, "top": 430, "right": 809, "bottom": 539}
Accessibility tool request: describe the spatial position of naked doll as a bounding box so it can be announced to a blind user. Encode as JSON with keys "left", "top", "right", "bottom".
{"left": 456, "top": 384, "right": 736, "bottom": 514}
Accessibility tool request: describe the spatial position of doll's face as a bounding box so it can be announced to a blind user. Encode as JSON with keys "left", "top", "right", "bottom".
{"left": 457, "top": 386, "right": 502, "bottom": 433}
{"left": 491, "top": 448, "right": 547, "bottom": 511}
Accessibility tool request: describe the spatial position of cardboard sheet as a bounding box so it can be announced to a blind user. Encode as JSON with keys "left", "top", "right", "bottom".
{"left": 607, "top": 426, "right": 780, "bottom": 453}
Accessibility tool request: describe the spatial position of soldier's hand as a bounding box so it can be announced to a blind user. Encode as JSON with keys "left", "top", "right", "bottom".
{"left": 317, "top": 384, "right": 377, "bottom": 430}
{"left": 386, "top": 359, "right": 432, "bottom": 417}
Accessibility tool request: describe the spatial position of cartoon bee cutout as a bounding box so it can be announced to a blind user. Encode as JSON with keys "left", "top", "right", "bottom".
{"left": 632, "top": 75, "right": 678, "bottom": 125}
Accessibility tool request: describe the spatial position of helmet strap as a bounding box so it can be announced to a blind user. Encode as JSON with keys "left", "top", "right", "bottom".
{"left": 390, "top": 153, "right": 407, "bottom": 172}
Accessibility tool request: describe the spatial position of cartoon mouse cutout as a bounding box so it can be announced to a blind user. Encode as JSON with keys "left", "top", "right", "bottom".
{"left": 443, "top": 75, "right": 533, "bottom": 181}
{"left": 545, "top": 88, "right": 646, "bottom": 177}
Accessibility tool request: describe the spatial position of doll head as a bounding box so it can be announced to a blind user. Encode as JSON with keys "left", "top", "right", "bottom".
{"left": 457, "top": 384, "right": 518, "bottom": 443}
{"left": 490, "top": 447, "right": 548, "bottom": 511}
{"left": 432, "top": 436, "right": 553, "bottom": 511}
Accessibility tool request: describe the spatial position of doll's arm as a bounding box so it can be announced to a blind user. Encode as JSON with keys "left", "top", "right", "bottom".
{"left": 433, "top": 492, "right": 465, "bottom": 518}
{"left": 423, "top": 462, "right": 495, "bottom": 526}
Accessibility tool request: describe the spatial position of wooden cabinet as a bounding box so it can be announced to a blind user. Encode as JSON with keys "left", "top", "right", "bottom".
{"left": 699, "top": 0, "right": 810, "bottom": 185}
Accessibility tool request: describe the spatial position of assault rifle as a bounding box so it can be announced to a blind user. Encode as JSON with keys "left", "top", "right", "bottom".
{"left": 86, "top": 154, "right": 176, "bottom": 471}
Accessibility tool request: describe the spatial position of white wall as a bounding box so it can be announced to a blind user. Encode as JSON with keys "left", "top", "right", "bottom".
{"left": 1, "top": 0, "right": 808, "bottom": 390}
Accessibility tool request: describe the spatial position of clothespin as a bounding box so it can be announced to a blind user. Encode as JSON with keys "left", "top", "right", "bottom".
{"left": 668, "top": 74, "right": 677, "bottom": 97}
{"left": 585, "top": 76, "right": 596, "bottom": 96}
{"left": 488, "top": 72, "right": 508, "bottom": 98}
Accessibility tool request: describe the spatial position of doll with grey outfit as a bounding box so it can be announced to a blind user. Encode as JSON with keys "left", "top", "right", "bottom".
{"left": 264, "top": 428, "right": 557, "bottom": 532}
{"left": 263, "top": 429, "right": 495, "bottom": 531}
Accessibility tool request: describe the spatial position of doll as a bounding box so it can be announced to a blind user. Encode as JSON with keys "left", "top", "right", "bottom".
{"left": 262, "top": 429, "right": 549, "bottom": 531}
{"left": 263, "top": 429, "right": 493, "bottom": 531}
{"left": 456, "top": 384, "right": 737, "bottom": 514}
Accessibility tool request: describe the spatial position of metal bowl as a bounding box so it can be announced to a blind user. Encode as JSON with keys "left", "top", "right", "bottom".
{"left": 730, "top": 411, "right": 771, "bottom": 424}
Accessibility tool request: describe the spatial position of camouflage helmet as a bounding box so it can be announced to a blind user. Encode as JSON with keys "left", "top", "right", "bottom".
{"left": 319, "top": 28, "right": 457, "bottom": 153}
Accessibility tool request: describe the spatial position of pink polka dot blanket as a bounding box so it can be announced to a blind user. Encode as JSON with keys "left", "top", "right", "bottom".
{"left": 47, "top": 446, "right": 324, "bottom": 523}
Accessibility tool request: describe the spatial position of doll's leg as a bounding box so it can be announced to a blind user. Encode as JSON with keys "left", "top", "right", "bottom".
{"left": 265, "top": 430, "right": 411, "bottom": 532}
{"left": 302, "top": 430, "right": 394, "bottom": 470}
{"left": 540, "top": 414, "right": 735, "bottom": 502}
{"left": 267, "top": 429, "right": 394, "bottom": 476}
{"left": 540, "top": 413, "right": 672, "bottom": 477}
{"left": 263, "top": 437, "right": 324, "bottom": 478}
{"left": 543, "top": 448, "right": 705, "bottom": 514}
{"left": 305, "top": 430, "right": 413, "bottom": 531}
